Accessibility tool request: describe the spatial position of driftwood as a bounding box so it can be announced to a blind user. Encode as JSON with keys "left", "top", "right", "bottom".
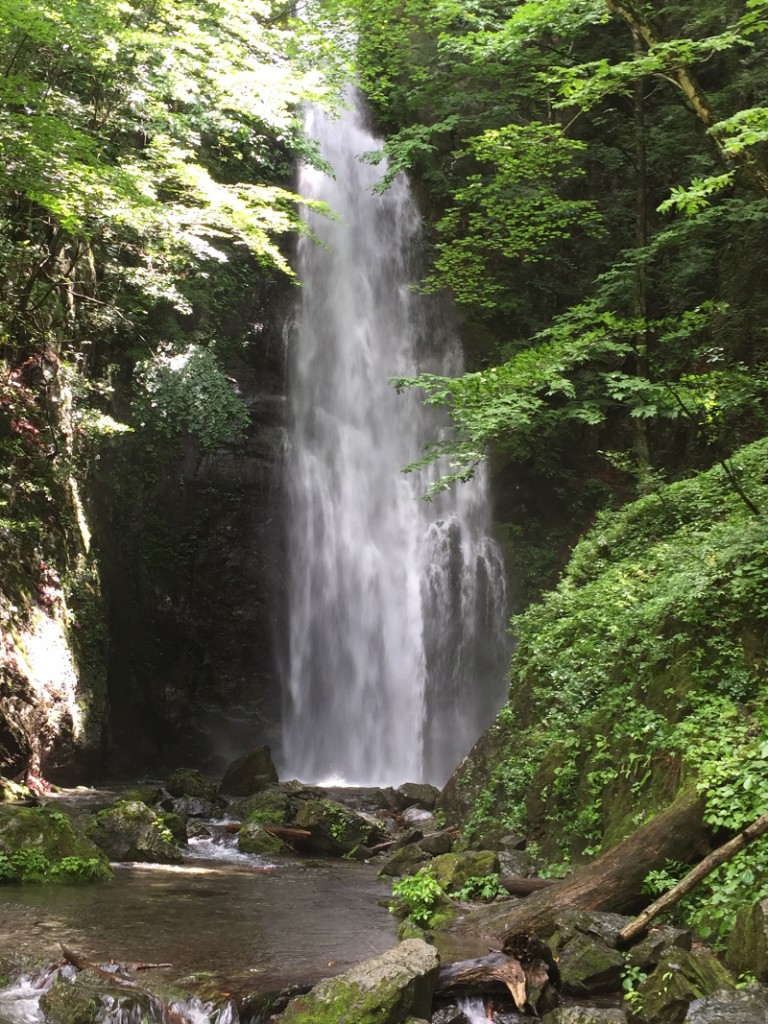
{"left": 437, "top": 932, "right": 558, "bottom": 1014}
{"left": 618, "top": 809, "right": 768, "bottom": 946}
{"left": 61, "top": 946, "right": 184, "bottom": 1024}
{"left": 501, "top": 876, "right": 559, "bottom": 897}
{"left": 262, "top": 825, "right": 313, "bottom": 851}
{"left": 436, "top": 953, "right": 528, "bottom": 1011}
{"left": 452, "top": 788, "right": 711, "bottom": 942}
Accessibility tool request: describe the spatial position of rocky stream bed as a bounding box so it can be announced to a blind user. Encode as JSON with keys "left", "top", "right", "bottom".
{"left": 1, "top": 748, "right": 768, "bottom": 1024}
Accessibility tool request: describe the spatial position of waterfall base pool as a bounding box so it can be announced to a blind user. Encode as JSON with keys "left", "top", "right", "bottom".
{"left": 0, "top": 855, "right": 397, "bottom": 995}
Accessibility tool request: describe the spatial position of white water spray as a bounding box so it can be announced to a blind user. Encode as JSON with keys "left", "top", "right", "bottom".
{"left": 282, "top": 94, "right": 510, "bottom": 786}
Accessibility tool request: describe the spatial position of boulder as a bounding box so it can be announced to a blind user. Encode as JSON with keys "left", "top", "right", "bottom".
{"left": 237, "top": 822, "right": 289, "bottom": 856}
{"left": 122, "top": 785, "right": 164, "bottom": 806}
{"left": 171, "top": 796, "right": 217, "bottom": 820}
{"left": 277, "top": 939, "right": 440, "bottom": 1023}
{"left": 627, "top": 926, "right": 692, "bottom": 970}
{"left": 554, "top": 932, "right": 625, "bottom": 996}
{"left": 396, "top": 784, "right": 441, "bottom": 811}
{"left": 403, "top": 807, "right": 438, "bottom": 828}
{"left": 0, "top": 805, "right": 111, "bottom": 882}
{"left": 89, "top": 801, "right": 183, "bottom": 863}
{"left": 394, "top": 828, "right": 425, "bottom": 850}
{"left": 344, "top": 844, "right": 375, "bottom": 861}
{"left": 499, "top": 850, "right": 535, "bottom": 877}
{"left": 419, "top": 832, "right": 453, "bottom": 857}
{"left": 629, "top": 947, "right": 736, "bottom": 1024}
{"left": 164, "top": 769, "right": 217, "bottom": 802}
{"left": 684, "top": 985, "right": 768, "bottom": 1023}
{"left": 378, "top": 843, "right": 431, "bottom": 878}
{"left": 324, "top": 786, "right": 397, "bottom": 814}
{"left": 157, "top": 812, "right": 187, "bottom": 845}
{"left": 542, "top": 1009, "right": 626, "bottom": 1024}
{"left": 229, "top": 785, "right": 292, "bottom": 825}
{"left": 549, "top": 910, "right": 633, "bottom": 951}
{"left": 219, "top": 746, "right": 279, "bottom": 796}
{"left": 725, "top": 895, "right": 768, "bottom": 980}
{"left": 427, "top": 851, "right": 500, "bottom": 894}
{"left": 294, "top": 799, "right": 385, "bottom": 856}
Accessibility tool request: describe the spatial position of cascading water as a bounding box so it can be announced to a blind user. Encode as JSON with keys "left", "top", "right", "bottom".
{"left": 282, "top": 93, "right": 510, "bottom": 786}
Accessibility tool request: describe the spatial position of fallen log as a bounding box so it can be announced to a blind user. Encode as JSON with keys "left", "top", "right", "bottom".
{"left": 437, "top": 932, "right": 558, "bottom": 1015}
{"left": 262, "top": 826, "right": 313, "bottom": 848}
{"left": 436, "top": 953, "right": 528, "bottom": 1011}
{"left": 501, "top": 876, "right": 560, "bottom": 897}
{"left": 450, "top": 787, "right": 710, "bottom": 942}
{"left": 618, "top": 808, "right": 768, "bottom": 946}
{"left": 61, "top": 946, "right": 184, "bottom": 1024}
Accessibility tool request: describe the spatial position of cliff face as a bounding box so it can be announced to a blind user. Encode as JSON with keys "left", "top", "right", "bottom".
{"left": 91, "top": 281, "right": 293, "bottom": 778}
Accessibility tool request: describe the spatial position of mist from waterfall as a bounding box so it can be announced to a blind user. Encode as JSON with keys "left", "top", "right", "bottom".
{"left": 282, "top": 94, "right": 510, "bottom": 786}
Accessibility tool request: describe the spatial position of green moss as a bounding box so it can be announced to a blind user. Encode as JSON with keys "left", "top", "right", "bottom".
{"left": 0, "top": 806, "right": 111, "bottom": 883}
{"left": 279, "top": 976, "right": 421, "bottom": 1024}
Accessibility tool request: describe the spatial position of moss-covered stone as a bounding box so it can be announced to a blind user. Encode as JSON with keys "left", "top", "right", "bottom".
{"left": 628, "top": 926, "right": 692, "bottom": 970}
{"left": 542, "top": 1009, "right": 626, "bottom": 1024}
{"left": 426, "top": 850, "right": 499, "bottom": 893}
{"left": 0, "top": 805, "right": 111, "bottom": 882}
{"left": 237, "top": 822, "right": 289, "bottom": 856}
{"left": 554, "top": 932, "right": 625, "bottom": 996}
{"left": 89, "top": 800, "right": 183, "bottom": 864}
{"left": 294, "top": 799, "right": 385, "bottom": 856}
{"left": 164, "top": 769, "right": 217, "bottom": 802}
{"left": 231, "top": 786, "right": 291, "bottom": 826}
{"left": 158, "top": 812, "right": 188, "bottom": 845}
{"left": 122, "top": 785, "right": 164, "bottom": 806}
{"left": 725, "top": 896, "right": 768, "bottom": 981}
{"left": 40, "top": 972, "right": 161, "bottom": 1024}
{"left": 277, "top": 939, "right": 440, "bottom": 1024}
{"left": 630, "top": 947, "right": 736, "bottom": 1024}
{"left": 378, "top": 843, "right": 431, "bottom": 878}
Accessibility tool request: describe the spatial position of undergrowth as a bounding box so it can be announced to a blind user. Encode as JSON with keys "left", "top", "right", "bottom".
{"left": 464, "top": 436, "right": 768, "bottom": 944}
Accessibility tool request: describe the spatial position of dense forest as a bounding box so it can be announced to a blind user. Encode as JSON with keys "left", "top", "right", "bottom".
{"left": 1, "top": 0, "right": 768, "bottom": 1015}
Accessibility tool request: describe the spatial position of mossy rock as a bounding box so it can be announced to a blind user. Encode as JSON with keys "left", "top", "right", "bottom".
{"left": 158, "top": 812, "right": 187, "bottom": 845}
{"left": 630, "top": 947, "right": 736, "bottom": 1024}
{"left": 542, "top": 1009, "right": 626, "bottom": 1024}
{"left": 237, "top": 822, "right": 289, "bottom": 856}
{"left": 555, "top": 932, "right": 625, "bottom": 996}
{"left": 122, "top": 785, "right": 164, "bottom": 806}
{"left": 40, "top": 972, "right": 161, "bottom": 1024}
{"left": 165, "top": 769, "right": 217, "bottom": 802}
{"left": 294, "top": 799, "right": 385, "bottom": 856}
{"left": 0, "top": 805, "right": 111, "bottom": 883}
{"left": 725, "top": 896, "right": 768, "bottom": 981}
{"left": 231, "top": 786, "right": 292, "bottom": 826}
{"left": 378, "top": 843, "right": 431, "bottom": 878}
{"left": 425, "top": 850, "right": 499, "bottom": 893}
{"left": 277, "top": 939, "right": 440, "bottom": 1023}
{"left": 89, "top": 800, "right": 183, "bottom": 864}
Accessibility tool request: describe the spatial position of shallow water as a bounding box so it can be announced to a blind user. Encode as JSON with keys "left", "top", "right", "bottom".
{"left": 0, "top": 855, "right": 397, "bottom": 993}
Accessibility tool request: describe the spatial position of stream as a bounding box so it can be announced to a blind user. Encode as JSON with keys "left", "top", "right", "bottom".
{"left": 0, "top": 797, "right": 398, "bottom": 1005}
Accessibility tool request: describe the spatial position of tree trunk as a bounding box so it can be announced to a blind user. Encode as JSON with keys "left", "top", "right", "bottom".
{"left": 605, "top": 0, "right": 768, "bottom": 195}
{"left": 618, "top": 809, "right": 768, "bottom": 945}
{"left": 451, "top": 788, "right": 709, "bottom": 943}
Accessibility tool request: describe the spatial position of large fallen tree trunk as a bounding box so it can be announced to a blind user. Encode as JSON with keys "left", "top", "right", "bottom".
{"left": 618, "top": 808, "right": 768, "bottom": 946}
{"left": 452, "top": 788, "right": 709, "bottom": 943}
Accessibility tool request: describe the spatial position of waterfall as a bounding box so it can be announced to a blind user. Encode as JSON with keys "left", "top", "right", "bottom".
{"left": 282, "top": 93, "right": 510, "bottom": 787}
